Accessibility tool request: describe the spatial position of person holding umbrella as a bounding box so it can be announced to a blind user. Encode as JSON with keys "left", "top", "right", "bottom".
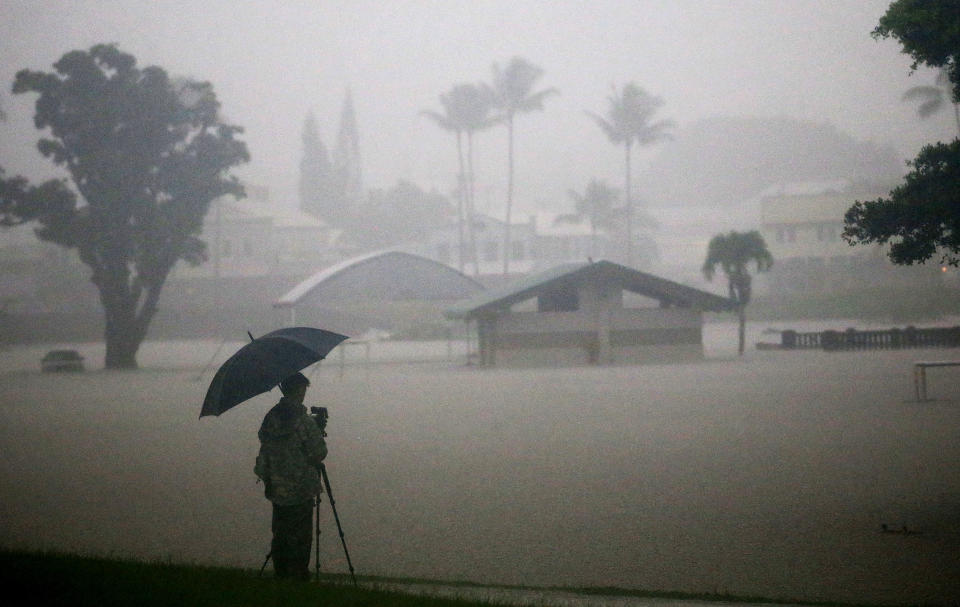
{"left": 254, "top": 372, "right": 327, "bottom": 581}
{"left": 201, "top": 327, "right": 352, "bottom": 581}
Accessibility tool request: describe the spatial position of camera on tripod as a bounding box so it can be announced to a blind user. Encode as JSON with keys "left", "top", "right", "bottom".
{"left": 309, "top": 406, "right": 328, "bottom": 436}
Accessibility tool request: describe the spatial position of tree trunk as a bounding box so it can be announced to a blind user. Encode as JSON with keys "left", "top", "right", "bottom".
{"left": 737, "top": 304, "right": 746, "bottom": 356}
{"left": 102, "top": 288, "right": 142, "bottom": 369}
{"left": 455, "top": 132, "right": 466, "bottom": 273}
{"left": 954, "top": 101, "right": 960, "bottom": 137}
{"left": 98, "top": 265, "right": 167, "bottom": 370}
{"left": 624, "top": 142, "right": 633, "bottom": 267}
{"left": 467, "top": 131, "right": 480, "bottom": 276}
{"left": 503, "top": 116, "right": 514, "bottom": 276}
{"left": 104, "top": 316, "right": 142, "bottom": 369}
{"left": 590, "top": 221, "right": 596, "bottom": 260}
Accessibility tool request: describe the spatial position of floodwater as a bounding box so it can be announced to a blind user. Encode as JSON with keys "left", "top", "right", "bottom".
{"left": 1, "top": 320, "right": 958, "bottom": 605}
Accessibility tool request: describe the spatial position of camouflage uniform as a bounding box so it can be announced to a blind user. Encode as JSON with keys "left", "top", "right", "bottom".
{"left": 254, "top": 397, "right": 327, "bottom": 580}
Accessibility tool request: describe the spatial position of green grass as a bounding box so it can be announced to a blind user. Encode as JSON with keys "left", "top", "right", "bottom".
{"left": 0, "top": 550, "right": 924, "bottom": 607}
{"left": 0, "top": 550, "right": 470, "bottom": 607}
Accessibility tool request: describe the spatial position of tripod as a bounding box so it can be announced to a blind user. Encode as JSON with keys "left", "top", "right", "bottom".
{"left": 317, "top": 463, "right": 357, "bottom": 585}
{"left": 260, "top": 464, "right": 356, "bottom": 585}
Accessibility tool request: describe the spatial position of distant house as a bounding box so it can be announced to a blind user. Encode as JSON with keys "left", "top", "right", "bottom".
{"left": 397, "top": 212, "right": 619, "bottom": 282}
{"left": 757, "top": 182, "right": 943, "bottom": 293}
{"left": 445, "top": 260, "right": 735, "bottom": 366}
{"left": 175, "top": 189, "right": 343, "bottom": 280}
{"left": 156, "top": 186, "right": 348, "bottom": 333}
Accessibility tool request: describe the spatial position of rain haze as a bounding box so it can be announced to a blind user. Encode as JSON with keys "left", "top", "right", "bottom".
{"left": 0, "top": 0, "right": 956, "bottom": 206}
{"left": 2, "top": 1, "right": 960, "bottom": 606}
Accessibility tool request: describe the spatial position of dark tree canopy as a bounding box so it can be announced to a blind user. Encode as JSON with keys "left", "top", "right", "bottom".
{"left": 6, "top": 44, "right": 249, "bottom": 368}
{"left": 874, "top": 0, "right": 960, "bottom": 102}
{"left": 0, "top": 169, "right": 76, "bottom": 233}
{"left": 702, "top": 230, "right": 773, "bottom": 356}
{"left": 844, "top": 140, "right": 960, "bottom": 266}
{"left": 845, "top": 2, "right": 960, "bottom": 268}
{"left": 702, "top": 230, "right": 773, "bottom": 306}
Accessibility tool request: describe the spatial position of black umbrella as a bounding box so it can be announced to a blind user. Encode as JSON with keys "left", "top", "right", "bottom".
{"left": 200, "top": 327, "right": 349, "bottom": 417}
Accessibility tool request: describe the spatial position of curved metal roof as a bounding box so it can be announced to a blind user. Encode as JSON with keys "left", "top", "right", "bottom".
{"left": 275, "top": 250, "right": 484, "bottom": 307}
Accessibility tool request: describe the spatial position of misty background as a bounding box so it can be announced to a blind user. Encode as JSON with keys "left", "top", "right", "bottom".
{"left": 0, "top": 0, "right": 954, "bottom": 215}
{"left": 3, "top": 3, "right": 960, "bottom": 604}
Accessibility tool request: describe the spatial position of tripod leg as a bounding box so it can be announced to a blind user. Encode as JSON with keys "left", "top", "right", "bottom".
{"left": 319, "top": 463, "right": 357, "bottom": 586}
{"left": 315, "top": 493, "right": 321, "bottom": 583}
{"left": 259, "top": 550, "right": 272, "bottom": 578}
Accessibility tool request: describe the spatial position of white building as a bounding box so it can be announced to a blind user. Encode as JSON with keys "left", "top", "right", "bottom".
{"left": 757, "top": 181, "right": 943, "bottom": 293}
{"left": 174, "top": 186, "right": 343, "bottom": 280}
{"left": 398, "top": 212, "right": 618, "bottom": 281}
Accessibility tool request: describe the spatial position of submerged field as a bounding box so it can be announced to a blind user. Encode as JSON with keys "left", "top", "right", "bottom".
{"left": 1, "top": 325, "right": 959, "bottom": 605}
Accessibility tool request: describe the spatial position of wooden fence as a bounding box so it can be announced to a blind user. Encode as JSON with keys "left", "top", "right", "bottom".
{"left": 781, "top": 326, "right": 960, "bottom": 351}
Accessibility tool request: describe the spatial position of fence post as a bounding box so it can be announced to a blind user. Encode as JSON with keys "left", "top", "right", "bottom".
{"left": 905, "top": 325, "right": 917, "bottom": 348}
{"left": 782, "top": 330, "right": 797, "bottom": 349}
{"left": 845, "top": 328, "right": 857, "bottom": 350}
{"left": 890, "top": 327, "right": 901, "bottom": 349}
{"left": 822, "top": 330, "right": 839, "bottom": 351}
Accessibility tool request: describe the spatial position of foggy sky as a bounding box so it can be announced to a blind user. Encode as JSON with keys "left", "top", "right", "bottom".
{"left": 1, "top": 0, "right": 955, "bottom": 215}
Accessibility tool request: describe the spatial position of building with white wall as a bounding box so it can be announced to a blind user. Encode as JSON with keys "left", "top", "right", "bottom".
{"left": 398, "top": 212, "right": 618, "bottom": 282}
{"left": 757, "top": 182, "right": 943, "bottom": 293}
{"left": 446, "top": 260, "right": 735, "bottom": 367}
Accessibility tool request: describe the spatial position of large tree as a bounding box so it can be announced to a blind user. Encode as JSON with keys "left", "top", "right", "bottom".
{"left": 845, "top": 1, "right": 960, "bottom": 266}
{"left": 874, "top": 0, "right": 960, "bottom": 102}
{"left": 333, "top": 88, "right": 362, "bottom": 225}
{"left": 588, "top": 83, "right": 674, "bottom": 267}
{"left": 298, "top": 112, "right": 335, "bottom": 221}
{"left": 490, "top": 57, "right": 557, "bottom": 275}
{"left": 423, "top": 83, "right": 495, "bottom": 275}
{"left": 4, "top": 44, "right": 248, "bottom": 368}
{"left": 844, "top": 140, "right": 960, "bottom": 265}
{"left": 702, "top": 231, "right": 773, "bottom": 356}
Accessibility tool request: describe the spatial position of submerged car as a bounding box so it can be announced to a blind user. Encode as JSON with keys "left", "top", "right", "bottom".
{"left": 41, "top": 349, "right": 85, "bottom": 372}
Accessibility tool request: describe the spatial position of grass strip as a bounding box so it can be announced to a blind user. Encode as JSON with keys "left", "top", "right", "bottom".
{"left": 0, "top": 549, "right": 915, "bottom": 607}
{"left": 0, "top": 550, "right": 487, "bottom": 607}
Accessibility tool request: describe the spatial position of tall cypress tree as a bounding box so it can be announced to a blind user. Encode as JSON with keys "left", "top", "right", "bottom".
{"left": 298, "top": 112, "right": 333, "bottom": 221}
{"left": 333, "top": 88, "right": 362, "bottom": 224}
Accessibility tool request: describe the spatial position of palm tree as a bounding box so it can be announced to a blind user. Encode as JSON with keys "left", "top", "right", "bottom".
{"left": 702, "top": 230, "right": 773, "bottom": 356}
{"left": 561, "top": 179, "right": 620, "bottom": 258}
{"left": 903, "top": 67, "right": 960, "bottom": 136}
{"left": 423, "top": 84, "right": 494, "bottom": 274}
{"left": 490, "top": 57, "right": 558, "bottom": 275}
{"left": 459, "top": 84, "right": 496, "bottom": 276}
{"left": 588, "top": 83, "right": 674, "bottom": 267}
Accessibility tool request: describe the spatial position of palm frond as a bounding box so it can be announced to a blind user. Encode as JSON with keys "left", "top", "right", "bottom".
{"left": 518, "top": 87, "right": 560, "bottom": 113}
{"left": 585, "top": 111, "right": 625, "bottom": 144}
{"left": 918, "top": 99, "right": 944, "bottom": 119}
{"left": 553, "top": 212, "right": 582, "bottom": 224}
{"left": 420, "top": 109, "right": 456, "bottom": 131}
{"left": 902, "top": 85, "right": 943, "bottom": 101}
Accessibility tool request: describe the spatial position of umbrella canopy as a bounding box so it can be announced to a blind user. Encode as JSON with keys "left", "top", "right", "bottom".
{"left": 200, "top": 327, "right": 349, "bottom": 417}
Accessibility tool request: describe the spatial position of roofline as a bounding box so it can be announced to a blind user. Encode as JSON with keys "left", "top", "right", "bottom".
{"left": 446, "top": 260, "right": 736, "bottom": 319}
{"left": 274, "top": 249, "right": 484, "bottom": 308}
